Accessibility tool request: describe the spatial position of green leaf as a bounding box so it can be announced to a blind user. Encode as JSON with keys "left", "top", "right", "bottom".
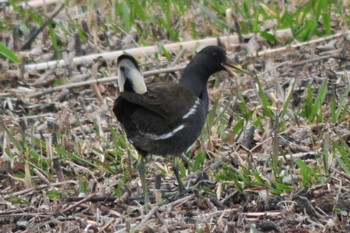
{"left": 114, "top": 179, "right": 125, "bottom": 195}
{"left": 10, "top": 197, "right": 30, "bottom": 204}
{"left": 56, "top": 146, "right": 96, "bottom": 167}
{"left": 48, "top": 27, "right": 59, "bottom": 59}
{"left": 0, "top": 122, "right": 22, "bottom": 151}
{"left": 46, "top": 190, "right": 60, "bottom": 199}
{"left": 275, "top": 183, "right": 292, "bottom": 191}
{"left": 260, "top": 31, "right": 277, "bottom": 43}
{"left": 232, "top": 170, "right": 243, "bottom": 192}
{"left": 253, "top": 171, "right": 266, "bottom": 186}
{"left": 280, "top": 79, "right": 296, "bottom": 119}
{"left": 330, "top": 92, "right": 337, "bottom": 123}
{"left": 322, "top": 11, "right": 331, "bottom": 35}
{"left": 308, "top": 79, "right": 328, "bottom": 123}
{"left": 233, "top": 119, "right": 244, "bottom": 134}
{"left": 79, "top": 177, "right": 89, "bottom": 194}
{"left": 193, "top": 151, "right": 206, "bottom": 172}
{"left": 335, "top": 88, "right": 350, "bottom": 122}
{"left": 255, "top": 76, "right": 274, "bottom": 118}
{"left": 161, "top": 46, "right": 172, "bottom": 61}
{"left": 333, "top": 142, "right": 350, "bottom": 174}
{"left": 0, "top": 42, "right": 20, "bottom": 62}
{"left": 295, "top": 159, "right": 320, "bottom": 185}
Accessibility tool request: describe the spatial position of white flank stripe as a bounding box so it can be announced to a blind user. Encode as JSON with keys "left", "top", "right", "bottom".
{"left": 144, "top": 124, "right": 185, "bottom": 140}
{"left": 183, "top": 98, "right": 200, "bottom": 119}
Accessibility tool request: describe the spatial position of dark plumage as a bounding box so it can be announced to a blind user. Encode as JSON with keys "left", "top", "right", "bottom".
{"left": 113, "top": 46, "right": 241, "bottom": 204}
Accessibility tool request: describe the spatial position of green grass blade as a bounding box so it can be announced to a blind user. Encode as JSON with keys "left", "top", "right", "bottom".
{"left": 233, "top": 118, "right": 244, "bottom": 134}
{"left": 0, "top": 122, "right": 22, "bottom": 151}
{"left": 0, "top": 42, "right": 20, "bottom": 62}
{"left": 295, "top": 159, "right": 320, "bottom": 185}
{"left": 56, "top": 146, "right": 96, "bottom": 167}
{"left": 335, "top": 87, "right": 350, "bottom": 121}
{"left": 333, "top": 142, "right": 350, "bottom": 174}
{"left": 260, "top": 31, "right": 277, "bottom": 43}
{"left": 280, "top": 79, "right": 296, "bottom": 119}
{"left": 255, "top": 76, "right": 274, "bottom": 118}
{"left": 307, "top": 79, "right": 328, "bottom": 123}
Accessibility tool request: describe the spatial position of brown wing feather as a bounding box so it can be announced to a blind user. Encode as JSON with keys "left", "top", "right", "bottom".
{"left": 119, "top": 82, "right": 197, "bottom": 125}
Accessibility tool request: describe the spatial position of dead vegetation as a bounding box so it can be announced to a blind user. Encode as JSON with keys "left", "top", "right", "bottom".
{"left": 1, "top": 1, "right": 350, "bottom": 232}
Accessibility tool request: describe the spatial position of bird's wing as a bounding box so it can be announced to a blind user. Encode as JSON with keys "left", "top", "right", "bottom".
{"left": 119, "top": 82, "right": 197, "bottom": 126}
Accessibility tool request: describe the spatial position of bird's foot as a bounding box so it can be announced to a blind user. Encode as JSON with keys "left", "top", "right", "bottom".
{"left": 163, "top": 187, "right": 191, "bottom": 202}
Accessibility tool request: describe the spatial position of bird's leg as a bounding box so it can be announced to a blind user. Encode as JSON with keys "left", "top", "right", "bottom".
{"left": 179, "top": 153, "right": 193, "bottom": 168}
{"left": 137, "top": 155, "right": 149, "bottom": 204}
{"left": 172, "top": 157, "right": 185, "bottom": 193}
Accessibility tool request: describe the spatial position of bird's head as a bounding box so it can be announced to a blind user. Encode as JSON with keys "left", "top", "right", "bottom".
{"left": 117, "top": 54, "right": 147, "bottom": 94}
{"left": 190, "top": 45, "right": 243, "bottom": 77}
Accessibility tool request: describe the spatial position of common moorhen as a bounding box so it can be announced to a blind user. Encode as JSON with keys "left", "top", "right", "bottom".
{"left": 113, "top": 46, "right": 241, "bottom": 204}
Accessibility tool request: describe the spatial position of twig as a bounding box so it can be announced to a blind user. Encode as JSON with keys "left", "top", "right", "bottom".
{"left": 257, "top": 61, "right": 292, "bottom": 77}
{"left": 64, "top": 196, "right": 117, "bottom": 202}
{"left": 33, "top": 168, "right": 51, "bottom": 187}
{"left": 290, "top": 55, "right": 350, "bottom": 67}
{"left": 61, "top": 194, "right": 95, "bottom": 213}
{"left": 20, "top": 4, "right": 65, "bottom": 50}
{"left": 97, "top": 219, "right": 116, "bottom": 233}
{"left": 295, "top": 196, "right": 319, "bottom": 218}
{"left": 0, "top": 207, "right": 35, "bottom": 215}
{"left": 155, "top": 211, "right": 168, "bottom": 230}
{"left": 281, "top": 151, "right": 319, "bottom": 160}
{"left": 0, "top": 213, "right": 51, "bottom": 218}
{"left": 135, "top": 205, "right": 159, "bottom": 229}
{"left": 25, "top": 29, "right": 293, "bottom": 71}
{"left": 53, "top": 157, "right": 65, "bottom": 182}
{"left": 164, "top": 194, "right": 194, "bottom": 209}
{"left": 243, "top": 211, "right": 283, "bottom": 218}
{"left": 331, "top": 168, "right": 350, "bottom": 182}
{"left": 2, "top": 180, "right": 77, "bottom": 199}
{"left": 28, "top": 65, "right": 186, "bottom": 98}
{"left": 90, "top": 61, "right": 104, "bottom": 105}
{"left": 257, "top": 30, "right": 350, "bottom": 57}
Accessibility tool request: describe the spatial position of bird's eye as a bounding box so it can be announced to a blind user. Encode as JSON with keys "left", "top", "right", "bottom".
{"left": 212, "top": 52, "right": 218, "bottom": 56}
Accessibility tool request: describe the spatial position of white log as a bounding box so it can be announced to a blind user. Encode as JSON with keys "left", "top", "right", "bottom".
{"left": 25, "top": 29, "right": 293, "bottom": 72}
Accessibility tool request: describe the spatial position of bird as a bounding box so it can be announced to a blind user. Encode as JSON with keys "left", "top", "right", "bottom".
{"left": 113, "top": 46, "right": 242, "bottom": 204}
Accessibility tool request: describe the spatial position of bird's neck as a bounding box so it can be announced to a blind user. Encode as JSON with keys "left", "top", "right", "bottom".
{"left": 179, "top": 71, "right": 210, "bottom": 99}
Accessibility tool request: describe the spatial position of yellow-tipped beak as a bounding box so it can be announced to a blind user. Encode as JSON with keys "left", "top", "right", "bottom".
{"left": 222, "top": 61, "right": 244, "bottom": 78}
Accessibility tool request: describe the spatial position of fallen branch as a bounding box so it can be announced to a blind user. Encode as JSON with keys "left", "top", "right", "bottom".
{"left": 25, "top": 29, "right": 293, "bottom": 72}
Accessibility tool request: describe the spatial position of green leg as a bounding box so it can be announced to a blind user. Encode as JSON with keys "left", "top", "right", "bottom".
{"left": 173, "top": 157, "right": 185, "bottom": 193}
{"left": 179, "top": 152, "right": 193, "bottom": 167}
{"left": 137, "top": 156, "right": 149, "bottom": 204}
